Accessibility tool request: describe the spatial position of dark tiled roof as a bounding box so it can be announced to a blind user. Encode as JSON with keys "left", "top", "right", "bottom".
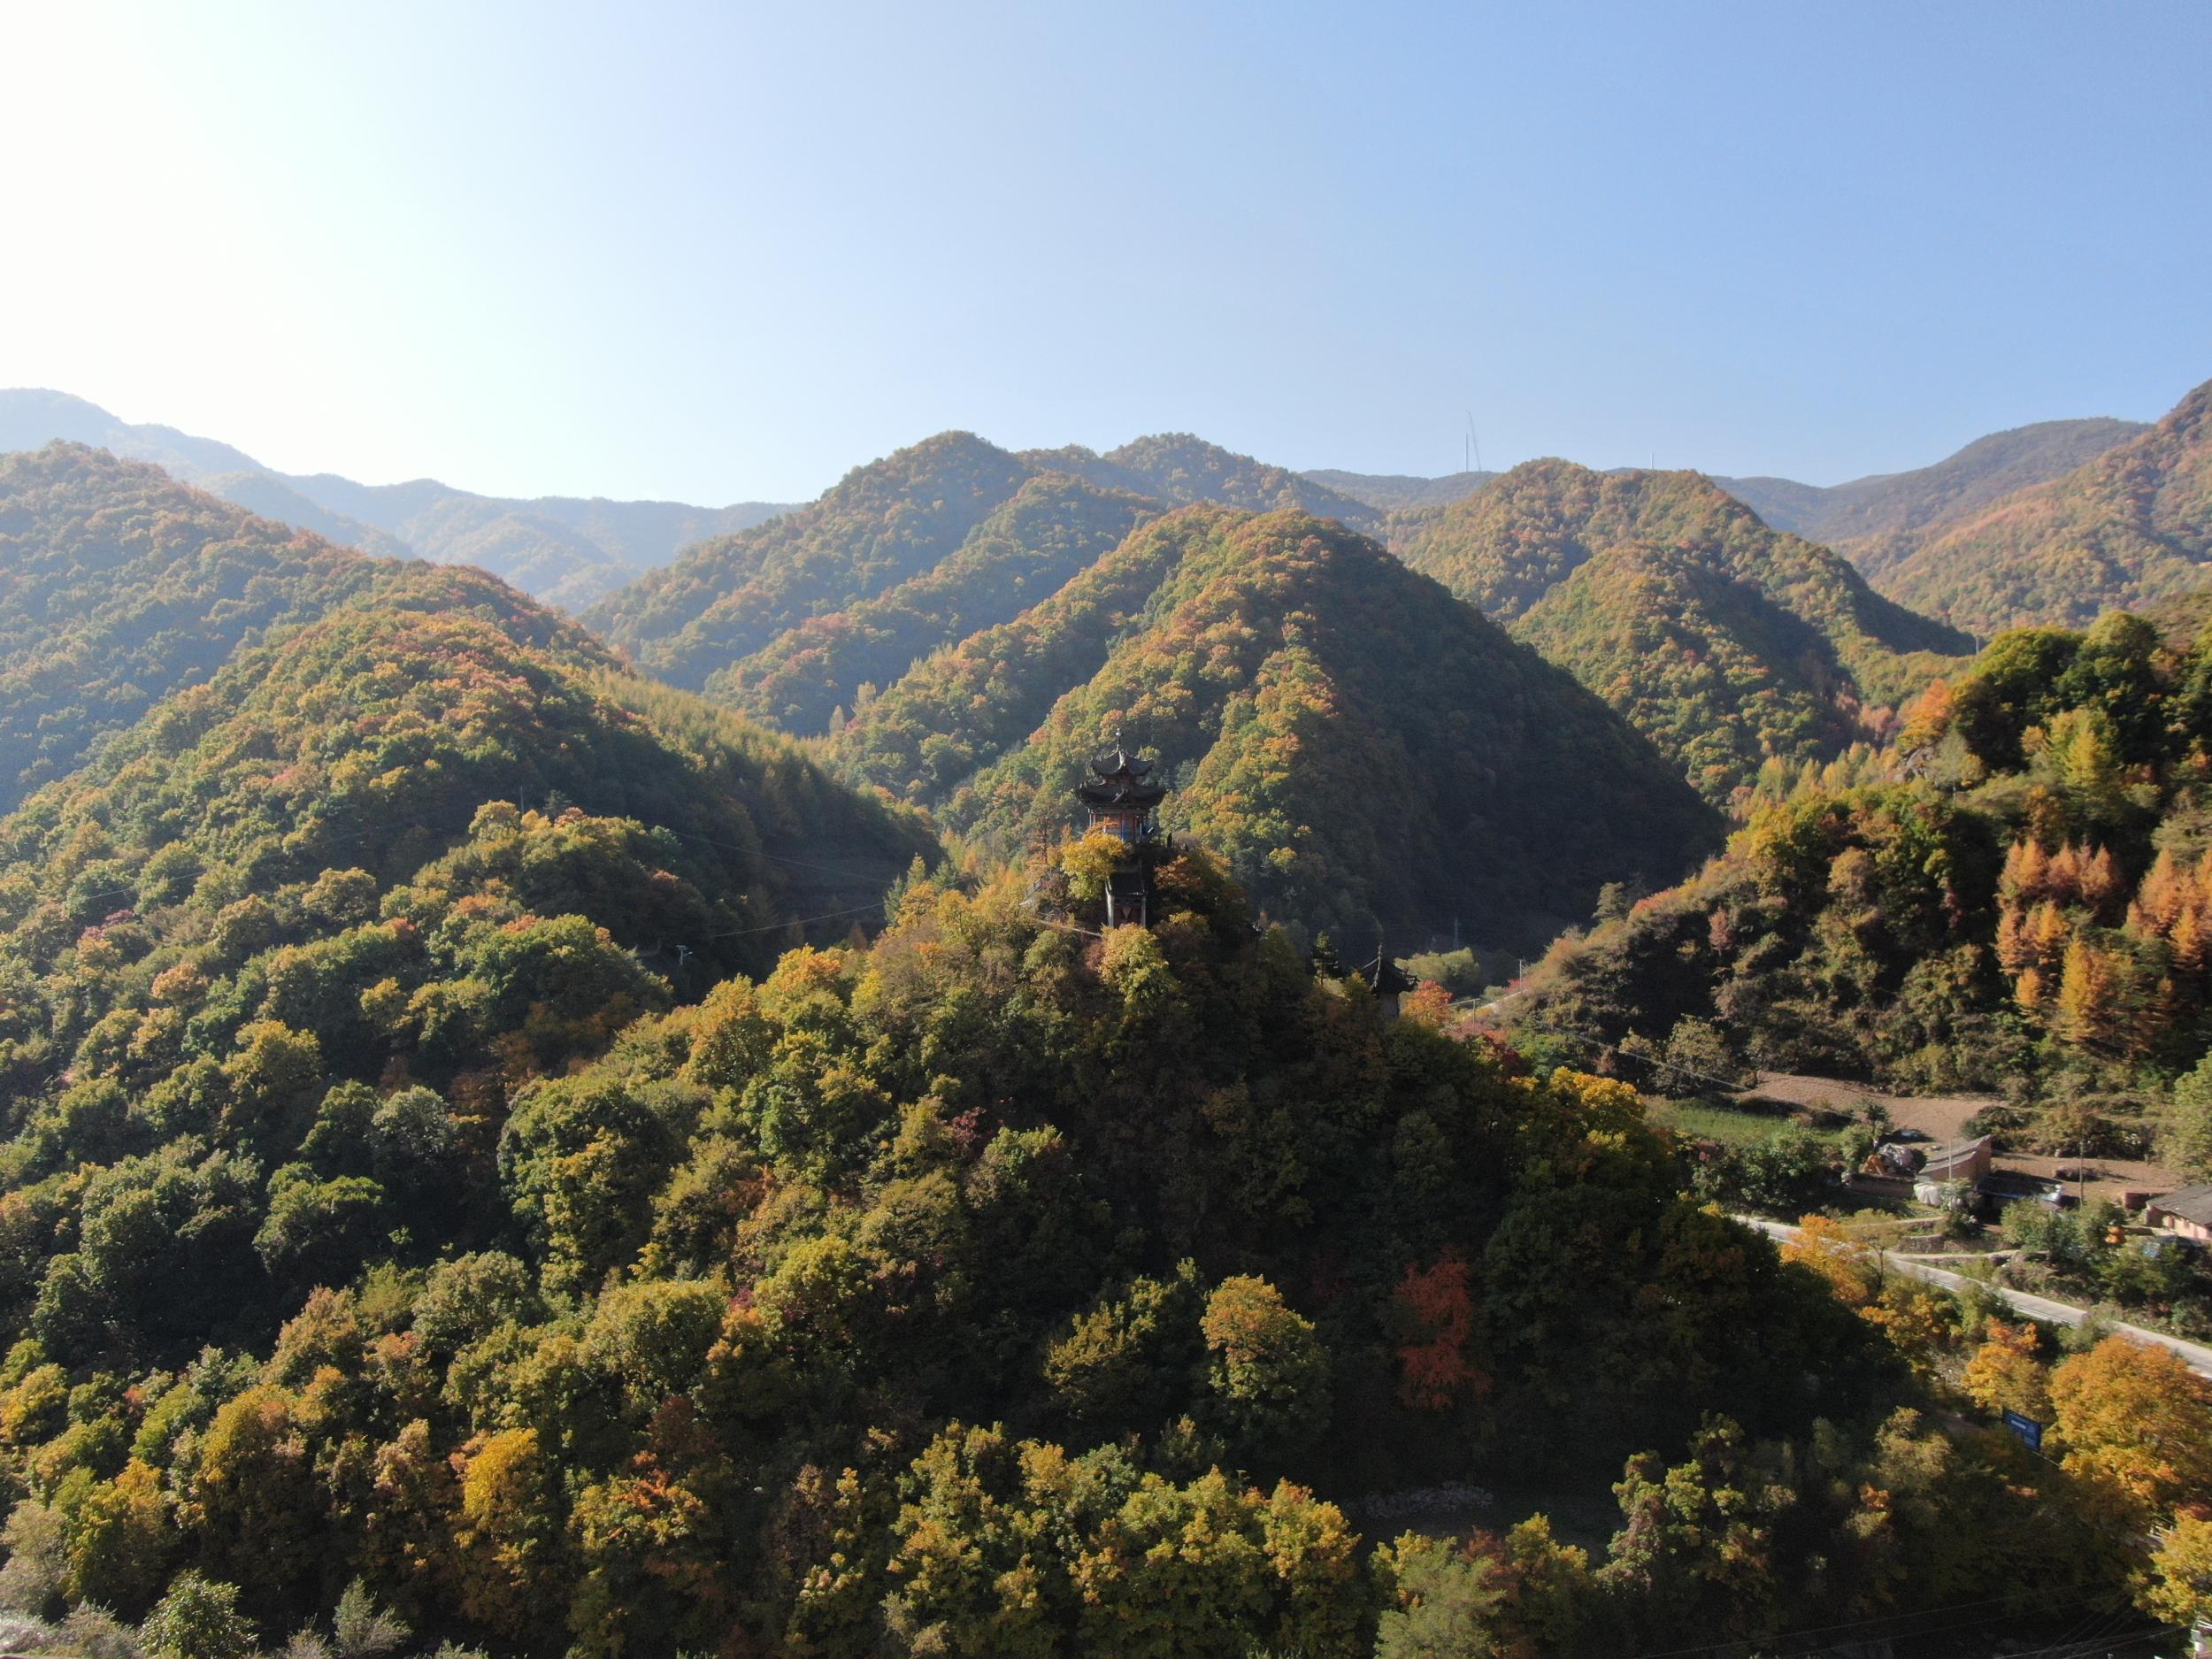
{"left": 2151, "top": 1184, "right": 2212, "bottom": 1225}
{"left": 1089, "top": 734, "right": 1155, "bottom": 780}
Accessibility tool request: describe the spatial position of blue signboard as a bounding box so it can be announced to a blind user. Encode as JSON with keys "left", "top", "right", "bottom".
{"left": 2003, "top": 1409, "right": 2044, "bottom": 1451}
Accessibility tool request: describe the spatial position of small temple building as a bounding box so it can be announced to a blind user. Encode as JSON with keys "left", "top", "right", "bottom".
{"left": 1077, "top": 736, "right": 1168, "bottom": 928}
{"left": 1358, "top": 943, "right": 1416, "bottom": 1018}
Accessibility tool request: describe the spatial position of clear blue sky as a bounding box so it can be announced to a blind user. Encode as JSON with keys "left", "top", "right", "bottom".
{"left": 6, "top": 0, "right": 2209, "bottom": 504}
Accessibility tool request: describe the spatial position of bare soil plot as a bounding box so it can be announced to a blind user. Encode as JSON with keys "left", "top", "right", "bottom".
{"left": 1737, "top": 1072, "right": 1992, "bottom": 1141}
{"left": 1737, "top": 1073, "right": 2183, "bottom": 1207}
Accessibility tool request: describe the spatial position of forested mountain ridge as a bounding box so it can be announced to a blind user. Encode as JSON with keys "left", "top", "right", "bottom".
{"left": 1715, "top": 415, "right": 2148, "bottom": 578}
{"left": 709, "top": 472, "right": 1157, "bottom": 734}
{"left": 1511, "top": 538, "right": 1865, "bottom": 802}
{"left": 1878, "top": 378, "right": 2212, "bottom": 635}
{"left": 1298, "top": 410, "right": 2142, "bottom": 544}
{"left": 588, "top": 429, "right": 1389, "bottom": 705}
{"left": 188, "top": 469, "right": 415, "bottom": 560}
{"left": 1388, "top": 459, "right": 1974, "bottom": 802}
{"left": 825, "top": 508, "right": 1217, "bottom": 804}
{"left": 0, "top": 390, "right": 790, "bottom": 608}
{"left": 833, "top": 505, "right": 1721, "bottom": 946}
{"left": 1032, "top": 433, "right": 1384, "bottom": 529}
{"left": 586, "top": 432, "right": 1041, "bottom": 685}
{"left": 0, "top": 444, "right": 420, "bottom": 811}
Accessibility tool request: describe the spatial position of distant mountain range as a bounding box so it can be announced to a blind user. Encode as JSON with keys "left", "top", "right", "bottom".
{"left": 10, "top": 384, "right": 2186, "bottom": 642}
{"left": 1712, "top": 417, "right": 2152, "bottom": 580}
{"left": 12, "top": 377, "right": 2211, "bottom": 826}
{"left": 1301, "top": 467, "right": 1496, "bottom": 512}
{"left": 1872, "top": 379, "right": 2212, "bottom": 634}
{"left": 1308, "top": 418, "right": 2152, "bottom": 587}
{"left": 0, "top": 390, "right": 792, "bottom": 608}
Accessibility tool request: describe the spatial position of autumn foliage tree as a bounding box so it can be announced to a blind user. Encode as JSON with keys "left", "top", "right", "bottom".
{"left": 1392, "top": 1252, "right": 1483, "bottom": 1412}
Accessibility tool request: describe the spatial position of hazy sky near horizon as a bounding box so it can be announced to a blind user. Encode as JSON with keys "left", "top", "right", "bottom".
{"left": 5, "top": 1, "right": 2209, "bottom": 504}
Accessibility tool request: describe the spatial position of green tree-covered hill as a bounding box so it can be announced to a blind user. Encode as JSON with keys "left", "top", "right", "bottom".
{"left": 588, "top": 430, "right": 1387, "bottom": 702}
{"left": 1879, "top": 378, "right": 2212, "bottom": 634}
{"left": 834, "top": 506, "right": 1720, "bottom": 947}
{"left": 1512, "top": 539, "right": 1863, "bottom": 802}
{"left": 1389, "top": 460, "right": 1973, "bottom": 801}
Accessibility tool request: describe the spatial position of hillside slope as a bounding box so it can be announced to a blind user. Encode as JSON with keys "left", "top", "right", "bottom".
{"left": 1512, "top": 540, "right": 1863, "bottom": 798}
{"left": 1717, "top": 416, "right": 2147, "bottom": 577}
{"left": 1389, "top": 460, "right": 1972, "bottom": 800}
{"left": 1877, "top": 380, "right": 2212, "bottom": 634}
{"left": 833, "top": 506, "right": 1719, "bottom": 946}
{"left": 1510, "top": 603, "right": 2212, "bottom": 1144}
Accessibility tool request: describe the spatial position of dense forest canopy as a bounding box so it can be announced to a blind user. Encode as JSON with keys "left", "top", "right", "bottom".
{"left": 0, "top": 791, "right": 2165, "bottom": 1655}
{"left": 832, "top": 505, "right": 1720, "bottom": 947}
{"left": 1880, "top": 378, "right": 2212, "bottom": 635}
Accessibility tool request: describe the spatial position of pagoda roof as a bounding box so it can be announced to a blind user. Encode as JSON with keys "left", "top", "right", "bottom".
{"left": 1089, "top": 737, "right": 1155, "bottom": 781}
{"left": 1079, "top": 774, "right": 1166, "bottom": 808}
{"left": 1362, "top": 949, "right": 1417, "bottom": 996}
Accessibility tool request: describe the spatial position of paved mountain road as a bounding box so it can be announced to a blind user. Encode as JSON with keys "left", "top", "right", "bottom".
{"left": 1736, "top": 1216, "right": 2212, "bottom": 1378}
